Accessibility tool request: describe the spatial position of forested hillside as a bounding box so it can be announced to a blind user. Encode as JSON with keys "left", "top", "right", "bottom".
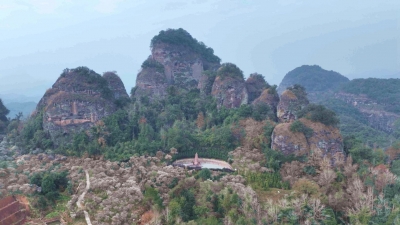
{"left": 1, "top": 29, "right": 400, "bottom": 225}
{"left": 279, "top": 65, "right": 400, "bottom": 148}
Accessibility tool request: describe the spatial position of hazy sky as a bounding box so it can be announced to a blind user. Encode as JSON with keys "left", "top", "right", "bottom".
{"left": 0, "top": 0, "right": 399, "bottom": 102}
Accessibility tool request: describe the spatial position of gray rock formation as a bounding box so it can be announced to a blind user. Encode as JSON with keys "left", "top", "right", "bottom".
{"left": 210, "top": 63, "right": 249, "bottom": 109}
{"left": 245, "top": 73, "right": 270, "bottom": 103}
{"left": 132, "top": 29, "right": 220, "bottom": 101}
{"left": 271, "top": 118, "right": 344, "bottom": 158}
{"left": 277, "top": 90, "right": 308, "bottom": 123}
{"left": 102, "top": 72, "right": 129, "bottom": 100}
{"left": 35, "top": 67, "right": 127, "bottom": 145}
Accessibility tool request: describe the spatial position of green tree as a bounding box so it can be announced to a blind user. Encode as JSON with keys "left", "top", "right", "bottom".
{"left": 41, "top": 173, "right": 56, "bottom": 194}
{"left": 297, "top": 104, "right": 339, "bottom": 127}
{"left": 290, "top": 120, "right": 313, "bottom": 138}
{"left": 197, "top": 169, "right": 212, "bottom": 180}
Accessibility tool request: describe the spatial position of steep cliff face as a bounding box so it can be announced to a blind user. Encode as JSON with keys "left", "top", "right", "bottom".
{"left": 132, "top": 28, "right": 220, "bottom": 100}
{"left": 151, "top": 43, "right": 219, "bottom": 88}
{"left": 36, "top": 67, "right": 125, "bottom": 144}
{"left": 271, "top": 118, "right": 343, "bottom": 158}
{"left": 277, "top": 89, "right": 308, "bottom": 122}
{"left": 252, "top": 88, "right": 279, "bottom": 115}
{"left": 245, "top": 73, "right": 269, "bottom": 103}
{"left": 211, "top": 63, "right": 248, "bottom": 109}
{"left": 102, "top": 72, "right": 129, "bottom": 100}
{"left": 134, "top": 58, "right": 168, "bottom": 100}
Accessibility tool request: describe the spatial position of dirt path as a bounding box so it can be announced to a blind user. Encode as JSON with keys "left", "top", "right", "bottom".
{"left": 76, "top": 170, "right": 92, "bottom": 225}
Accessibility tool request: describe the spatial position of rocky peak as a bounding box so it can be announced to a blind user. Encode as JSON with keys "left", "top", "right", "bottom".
{"left": 252, "top": 88, "right": 279, "bottom": 116}
{"left": 133, "top": 28, "right": 221, "bottom": 101}
{"left": 211, "top": 63, "right": 248, "bottom": 109}
{"left": 102, "top": 71, "right": 129, "bottom": 100}
{"left": 36, "top": 67, "right": 121, "bottom": 145}
{"left": 277, "top": 85, "right": 309, "bottom": 123}
{"left": 245, "top": 73, "right": 270, "bottom": 103}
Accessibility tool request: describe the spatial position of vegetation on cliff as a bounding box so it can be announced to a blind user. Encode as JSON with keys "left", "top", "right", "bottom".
{"left": 59, "top": 66, "right": 113, "bottom": 100}
{"left": 297, "top": 104, "right": 340, "bottom": 127}
{"left": 216, "top": 63, "right": 244, "bottom": 80}
{"left": 151, "top": 28, "right": 221, "bottom": 63}
{"left": 246, "top": 73, "right": 270, "bottom": 103}
{"left": 51, "top": 87, "right": 275, "bottom": 161}
{"left": 141, "top": 58, "right": 165, "bottom": 73}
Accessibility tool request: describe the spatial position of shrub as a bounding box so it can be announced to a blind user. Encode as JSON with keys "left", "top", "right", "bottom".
{"left": 297, "top": 104, "right": 340, "bottom": 127}
{"left": 217, "top": 63, "right": 244, "bottom": 80}
{"left": 141, "top": 58, "right": 164, "bottom": 73}
{"left": 290, "top": 120, "right": 314, "bottom": 138}
{"left": 197, "top": 169, "right": 212, "bottom": 180}
{"left": 292, "top": 178, "right": 320, "bottom": 197}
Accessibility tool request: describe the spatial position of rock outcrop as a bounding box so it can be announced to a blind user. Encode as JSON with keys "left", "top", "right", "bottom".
{"left": 35, "top": 67, "right": 127, "bottom": 144}
{"left": 134, "top": 58, "right": 168, "bottom": 100}
{"left": 245, "top": 73, "right": 269, "bottom": 103}
{"left": 271, "top": 118, "right": 343, "bottom": 158}
{"left": 102, "top": 71, "right": 129, "bottom": 100}
{"left": 132, "top": 28, "right": 220, "bottom": 101}
{"left": 252, "top": 88, "right": 280, "bottom": 114}
{"left": 277, "top": 89, "right": 308, "bottom": 122}
{"left": 212, "top": 76, "right": 248, "bottom": 109}
{"left": 211, "top": 63, "right": 248, "bottom": 108}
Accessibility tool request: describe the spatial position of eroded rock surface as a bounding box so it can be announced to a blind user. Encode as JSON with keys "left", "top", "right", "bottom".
{"left": 102, "top": 72, "right": 129, "bottom": 100}
{"left": 252, "top": 88, "right": 280, "bottom": 115}
{"left": 277, "top": 90, "right": 307, "bottom": 122}
{"left": 35, "top": 67, "right": 127, "bottom": 144}
{"left": 271, "top": 118, "right": 343, "bottom": 158}
{"left": 245, "top": 73, "right": 270, "bottom": 103}
{"left": 133, "top": 29, "right": 220, "bottom": 101}
{"left": 211, "top": 76, "right": 248, "bottom": 109}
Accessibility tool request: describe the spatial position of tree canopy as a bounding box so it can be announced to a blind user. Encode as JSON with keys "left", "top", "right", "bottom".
{"left": 150, "top": 28, "right": 221, "bottom": 63}
{"left": 217, "top": 63, "right": 244, "bottom": 80}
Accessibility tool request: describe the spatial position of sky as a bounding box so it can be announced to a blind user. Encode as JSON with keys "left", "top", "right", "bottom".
{"left": 0, "top": 0, "right": 399, "bottom": 103}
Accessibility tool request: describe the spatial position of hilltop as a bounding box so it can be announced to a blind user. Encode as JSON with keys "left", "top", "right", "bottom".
{"left": 277, "top": 65, "right": 349, "bottom": 97}
{"left": 278, "top": 65, "right": 400, "bottom": 147}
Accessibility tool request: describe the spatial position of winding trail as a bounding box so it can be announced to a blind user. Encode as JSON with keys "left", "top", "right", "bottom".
{"left": 76, "top": 170, "right": 92, "bottom": 225}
